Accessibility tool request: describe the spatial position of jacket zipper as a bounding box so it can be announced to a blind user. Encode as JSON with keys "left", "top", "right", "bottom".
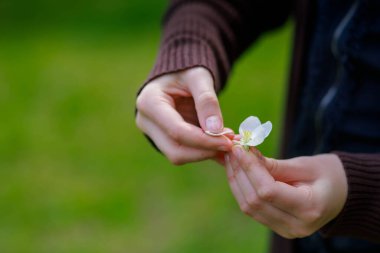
{"left": 314, "top": 0, "right": 359, "bottom": 153}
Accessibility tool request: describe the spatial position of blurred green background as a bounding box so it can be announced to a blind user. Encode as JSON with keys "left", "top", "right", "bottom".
{"left": 0, "top": 1, "right": 292, "bottom": 252}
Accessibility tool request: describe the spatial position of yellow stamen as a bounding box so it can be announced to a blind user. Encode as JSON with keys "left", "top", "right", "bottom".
{"left": 242, "top": 130, "right": 252, "bottom": 144}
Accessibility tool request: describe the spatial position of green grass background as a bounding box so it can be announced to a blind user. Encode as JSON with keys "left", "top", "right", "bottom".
{"left": 0, "top": 1, "right": 292, "bottom": 252}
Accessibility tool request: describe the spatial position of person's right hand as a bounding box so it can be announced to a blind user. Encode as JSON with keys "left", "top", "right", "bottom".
{"left": 136, "top": 67, "right": 233, "bottom": 165}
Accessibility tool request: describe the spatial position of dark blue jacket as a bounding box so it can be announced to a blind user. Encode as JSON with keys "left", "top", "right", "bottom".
{"left": 287, "top": 0, "right": 380, "bottom": 158}
{"left": 283, "top": 0, "right": 380, "bottom": 252}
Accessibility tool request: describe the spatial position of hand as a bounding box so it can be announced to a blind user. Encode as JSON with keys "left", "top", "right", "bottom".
{"left": 225, "top": 146, "right": 348, "bottom": 239}
{"left": 136, "top": 67, "right": 233, "bottom": 165}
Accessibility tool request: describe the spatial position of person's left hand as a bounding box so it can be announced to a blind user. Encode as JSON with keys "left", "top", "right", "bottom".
{"left": 224, "top": 145, "right": 348, "bottom": 239}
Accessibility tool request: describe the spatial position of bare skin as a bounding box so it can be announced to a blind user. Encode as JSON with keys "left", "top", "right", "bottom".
{"left": 136, "top": 66, "right": 348, "bottom": 237}
{"left": 225, "top": 145, "right": 348, "bottom": 239}
{"left": 136, "top": 67, "right": 233, "bottom": 165}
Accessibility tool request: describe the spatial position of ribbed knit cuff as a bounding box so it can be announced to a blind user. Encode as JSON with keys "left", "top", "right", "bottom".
{"left": 320, "top": 151, "right": 380, "bottom": 242}
{"left": 147, "top": 36, "right": 219, "bottom": 89}
{"left": 137, "top": 2, "right": 232, "bottom": 97}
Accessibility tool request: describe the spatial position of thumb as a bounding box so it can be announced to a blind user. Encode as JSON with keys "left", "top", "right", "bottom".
{"left": 265, "top": 157, "right": 309, "bottom": 182}
{"left": 265, "top": 158, "right": 286, "bottom": 180}
{"left": 186, "top": 68, "right": 223, "bottom": 133}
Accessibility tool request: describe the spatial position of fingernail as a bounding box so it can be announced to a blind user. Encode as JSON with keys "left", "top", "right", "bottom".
{"left": 232, "top": 146, "right": 243, "bottom": 159}
{"left": 206, "top": 115, "right": 222, "bottom": 133}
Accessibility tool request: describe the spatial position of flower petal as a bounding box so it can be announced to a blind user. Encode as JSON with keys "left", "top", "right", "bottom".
{"left": 247, "top": 127, "right": 266, "bottom": 146}
{"left": 247, "top": 121, "right": 272, "bottom": 146}
{"left": 261, "top": 121, "right": 272, "bottom": 138}
{"left": 239, "top": 116, "right": 261, "bottom": 135}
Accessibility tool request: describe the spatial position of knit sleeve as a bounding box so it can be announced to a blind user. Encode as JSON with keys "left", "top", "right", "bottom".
{"left": 320, "top": 152, "right": 380, "bottom": 242}
{"left": 139, "top": 0, "right": 292, "bottom": 95}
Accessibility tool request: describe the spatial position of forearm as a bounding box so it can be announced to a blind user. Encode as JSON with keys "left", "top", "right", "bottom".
{"left": 142, "top": 0, "right": 292, "bottom": 94}
{"left": 321, "top": 152, "right": 380, "bottom": 242}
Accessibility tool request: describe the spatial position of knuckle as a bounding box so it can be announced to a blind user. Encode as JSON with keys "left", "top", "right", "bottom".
{"left": 267, "top": 158, "right": 279, "bottom": 174}
{"left": 298, "top": 227, "right": 314, "bottom": 238}
{"left": 195, "top": 150, "right": 215, "bottom": 162}
{"left": 251, "top": 212, "right": 261, "bottom": 221}
{"left": 246, "top": 195, "right": 261, "bottom": 210}
{"left": 257, "top": 185, "right": 275, "bottom": 202}
{"left": 136, "top": 93, "right": 148, "bottom": 112}
{"left": 283, "top": 229, "right": 298, "bottom": 239}
{"left": 240, "top": 156, "right": 254, "bottom": 171}
{"left": 186, "top": 67, "right": 210, "bottom": 79}
{"left": 172, "top": 159, "right": 185, "bottom": 166}
{"left": 279, "top": 231, "right": 295, "bottom": 239}
{"left": 167, "top": 125, "right": 181, "bottom": 142}
{"left": 240, "top": 203, "right": 252, "bottom": 216}
{"left": 227, "top": 175, "right": 235, "bottom": 183}
{"left": 198, "top": 91, "right": 218, "bottom": 107}
{"left": 302, "top": 208, "right": 323, "bottom": 224}
{"left": 135, "top": 113, "right": 144, "bottom": 130}
{"left": 167, "top": 153, "right": 185, "bottom": 166}
{"left": 290, "top": 226, "right": 313, "bottom": 239}
{"left": 282, "top": 232, "right": 298, "bottom": 240}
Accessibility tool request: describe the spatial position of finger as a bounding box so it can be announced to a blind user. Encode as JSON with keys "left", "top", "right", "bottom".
{"left": 270, "top": 181, "right": 312, "bottom": 217}
{"left": 136, "top": 113, "right": 217, "bottom": 165}
{"left": 212, "top": 152, "right": 226, "bottom": 166}
{"left": 230, "top": 153, "right": 276, "bottom": 214}
{"left": 222, "top": 128, "right": 235, "bottom": 140}
{"left": 229, "top": 154, "right": 299, "bottom": 231}
{"left": 138, "top": 90, "right": 231, "bottom": 152}
{"left": 186, "top": 69, "right": 223, "bottom": 133}
{"left": 232, "top": 146, "right": 311, "bottom": 216}
{"left": 233, "top": 134, "right": 241, "bottom": 141}
{"left": 232, "top": 146, "right": 274, "bottom": 189}
{"left": 265, "top": 157, "right": 316, "bottom": 182}
{"left": 225, "top": 154, "right": 250, "bottom": 214}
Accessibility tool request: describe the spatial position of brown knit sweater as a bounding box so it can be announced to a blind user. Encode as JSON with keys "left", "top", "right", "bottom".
{"left": 139, "top": 0, "right": 380, "bottom": 252}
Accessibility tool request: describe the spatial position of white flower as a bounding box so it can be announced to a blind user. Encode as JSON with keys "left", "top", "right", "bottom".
{"left": 234, "top": 116, "right": 272, "bottom": 149}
